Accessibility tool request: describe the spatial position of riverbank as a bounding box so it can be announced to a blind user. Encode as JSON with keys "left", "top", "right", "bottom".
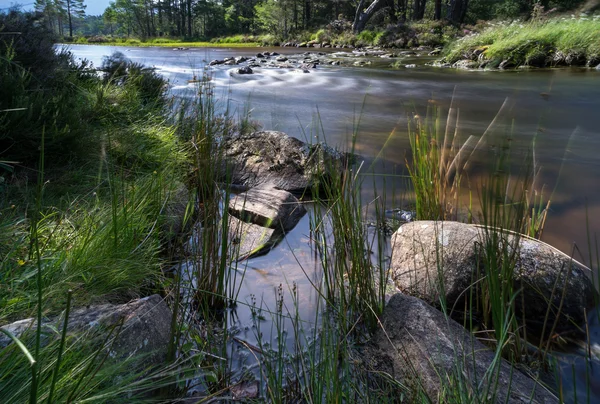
{"left": 440, "top": 15, "right": 600, "bottom": 69}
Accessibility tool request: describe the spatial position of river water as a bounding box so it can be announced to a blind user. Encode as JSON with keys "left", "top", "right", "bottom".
{"left": 67, "top": 44, "right": 600, "bottom": 400}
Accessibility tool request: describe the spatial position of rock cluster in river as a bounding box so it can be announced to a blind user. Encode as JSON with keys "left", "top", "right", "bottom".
{"left": 205, "top": 45, "right": 440, "bottom": 73}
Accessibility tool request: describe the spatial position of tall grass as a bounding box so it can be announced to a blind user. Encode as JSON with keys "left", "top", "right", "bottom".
{"left": 444, "top": 16, "right": 600, "bottom": 66}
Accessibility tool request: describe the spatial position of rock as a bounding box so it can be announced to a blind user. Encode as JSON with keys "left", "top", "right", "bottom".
{"left": 231, "top": 380, "right": 259, "bottom": 399}
{"left": 596, "top": 64, "right": 600, "bottom": 71}
{"left": 390, "top": 221, "right": 597, "bottom": 334}
{"left": 405, "top": 64, "right": 417, "bottom": 68}
{"left": 221, "top": 131, "right": 347, "bottom": 194}
{"left": 228, "top": 216, "right": 276, "bottom": 259}
{"left": 270, "top": 52, "right": 280, "bottom": 56}
{"left": 565, "top": 52, "right": 586, "bottom": 66}
{"left": 275, "top": 56, "right": 288, "bottom": 62}
{"left": 224, "top": 59, "right": 237, "bottom": 66}
{"left": 236, "top": 66, "right": 253, "bottom": 75}
{"left": 228, "top": 185, "right": 306, "bottom": 232}
{"left": 361, "top": 293, "right": 558, "bottom": 403}
{"left": 0, "top": 295, "right": 172, "bottom": 365}
{"left": 428, "top": 49, "right": 442, "bottom": 56}
{"left": 235, "top": 56, "right": 248, "bottom": 63}
{"left": 499, "top": 59, "right": 515, "bottom": 69}
{"left": 298, "top": 42, "right": 308, "bottom": 48}
{"left": 453, "top": 59, "right": 479, "bottom": 69}
{"left": 209, "top": 59, "right": 224, "bottom": 66}
{"left": 256, "top": 53, "right": 265, "bottom": 58}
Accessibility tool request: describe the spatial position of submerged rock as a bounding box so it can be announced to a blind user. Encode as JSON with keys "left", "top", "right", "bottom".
{"left": 228, "top": 185, "right": 306, "bottom": 232}
{"left": 390, "top": 221, "right": 597, "bottom": 335}
{"left": 361, "top": 293, "right": 558, "bottom": 403}
{"left": 236, "top": 66, "right": 253, "bottom": 75}
{"left": 228, "top": 216, "right": 277, "bottom": 259}
{"left": 221, "top": 131, "right": 347, "bottom": 194}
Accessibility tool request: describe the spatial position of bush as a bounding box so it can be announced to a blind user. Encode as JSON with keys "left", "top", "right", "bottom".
{"left": 100, "top": 52, "right": 168, "bottom": 108}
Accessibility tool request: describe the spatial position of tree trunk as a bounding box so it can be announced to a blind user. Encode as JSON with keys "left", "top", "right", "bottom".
{"left": 353, "top": 0, "right": 386, "bottom": 33}
{"left": 447, "top": 0, "right": 469, "bottom": 23}
{"left": 67, "top": 0, "right": 73, "bottom": 37}
{"left": 187, "top": 0, "right": 192, "bottom": 37}
{"left": 412, "top": 0, "right": 427, "bottom": 20}
{"left": 434, "top": 0, "right": 442, "bottom": 20}
{"left": 304, "top": 0, "right": 311, "bottom": 29}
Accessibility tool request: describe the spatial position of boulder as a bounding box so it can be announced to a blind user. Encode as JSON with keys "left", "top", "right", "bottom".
{"left": 453, "top": 59, "right": 479, "bottom": 69}
{"left": 209, "top": 59, "right": 224, "bottom": 66}
{"left": 236, "top": 66, "right": 253, "bottom": 75}
{"left": 221, "top": 131, "right": 347, "bottom": 194}
{"left": 228, "top": 185, "right": 306, "bottom": 232}
{"left": 275, "top": 56, "right": 288, "bottom": 62}
{"left": 390, "top": 221, "right": 597, "bottom": 334}
{"left": 361, "top": 293, "right": 558, "bottom": 403}
{"left": 235, "top": 56, "right": 248, "bottom": 63}
{"left": 1, "top": 295, "right": 172, "bottom": 365}
{"left": 499, "top": 59, "right": 515, "bottom": 69}
{"left": 228, "top": 216, "right": 277, "bottom": 259}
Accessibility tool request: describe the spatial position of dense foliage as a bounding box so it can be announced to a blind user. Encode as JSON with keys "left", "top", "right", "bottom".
{"left": 28, "top": 0, "right": 596, "bottom": 40}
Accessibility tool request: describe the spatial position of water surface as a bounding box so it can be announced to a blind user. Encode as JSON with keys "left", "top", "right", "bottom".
{"left": 67, "top": 44, "right": 600, "bottom": 399}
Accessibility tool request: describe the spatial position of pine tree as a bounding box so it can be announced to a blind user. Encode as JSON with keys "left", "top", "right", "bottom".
{"left": 58, "top": 0, "right": 86, "bottom": 37}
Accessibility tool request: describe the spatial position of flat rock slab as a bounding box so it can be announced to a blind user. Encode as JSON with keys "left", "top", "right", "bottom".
{"left": 221, "top": 131, "right": 346, "bottom": 194}
{"left": 390, "top": 221, "right": 597, "bottom": 334}
{"left": 361, "top": 293, "right": 558, "bottom": 403}
{"left": 0, "top": 295, "right": 171, "bottom": 364}
{"left": 228, "top": 216, "right": 277, "bottom": 259}
{"left": 228, "top": 186, "right": 306, "bottom": 232}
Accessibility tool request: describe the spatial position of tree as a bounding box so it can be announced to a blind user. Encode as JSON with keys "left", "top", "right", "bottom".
{"left": 103, "top": 6, "right": 117, "bottom": 34}
{"left": 447, "top": 0, "right": 469, "bottom": 23}
{"left": 352, "top": 0, "right": 387, "bottom": 32}
{"left": 59, "top": 0, "right": 86, "bottom": 37}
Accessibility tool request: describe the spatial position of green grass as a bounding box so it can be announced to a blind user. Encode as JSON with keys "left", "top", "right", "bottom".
{"left": 444, "top": 15, "right": 600, "bottom": 67}
{"left": 65, "top": 37, "right": 259, "bottom": 48}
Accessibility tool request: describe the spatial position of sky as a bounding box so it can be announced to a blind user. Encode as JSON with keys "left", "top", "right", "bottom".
{"left": 0, "top": 0, "right": 112, "bottom": 16}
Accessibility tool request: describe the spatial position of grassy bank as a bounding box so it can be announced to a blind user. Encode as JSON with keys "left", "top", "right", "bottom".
{"left": 1, "top": 11, "right": 192, "bottom": 401}
{"left": 63, "top": 35, "right": 261, "bottom": 48}
{"left": 443, "top": 15, "right": 600, "bottom": 68}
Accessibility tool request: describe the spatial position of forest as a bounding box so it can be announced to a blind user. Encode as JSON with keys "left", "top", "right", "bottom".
{"left": 33, "top": 0, "right": 597, "bottom": 41}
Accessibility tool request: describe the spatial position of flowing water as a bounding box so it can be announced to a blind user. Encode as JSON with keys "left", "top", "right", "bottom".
{"left": 67, "top": 44, "right": 600, "bottom": 400}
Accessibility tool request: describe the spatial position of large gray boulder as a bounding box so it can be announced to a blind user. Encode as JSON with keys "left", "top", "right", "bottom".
{"left": 0, "top": 295, "right": 172, "bottom": 364}
{"left": 361, "top": 293, "right": 558, "bottom": 403}
{"left": 221, "top": 131, "right": 346, "bottom": 194}
{"left": 390, "top": 221, "right": 597, "bottom": 334}
{"left": 228, "top": 185, "right": 306, "bottom": 232}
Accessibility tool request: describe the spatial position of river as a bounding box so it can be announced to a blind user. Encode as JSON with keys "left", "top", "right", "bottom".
{"left": 66, "top": 44, "right": 600, "bottom": 400}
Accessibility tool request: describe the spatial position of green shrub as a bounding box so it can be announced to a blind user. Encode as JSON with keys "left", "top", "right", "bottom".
{"left": 312, "top": 28, "right": 330, "bottom": 43}
{"left": 357, "top": 29, "right": 378, "bottom": 45}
